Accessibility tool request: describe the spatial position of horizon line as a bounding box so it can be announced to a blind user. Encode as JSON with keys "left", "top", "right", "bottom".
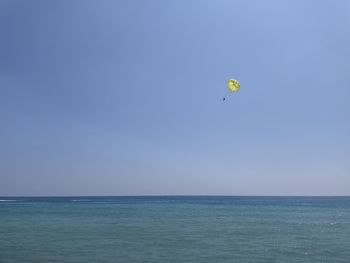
{"left": 1, "top": 195, "right": 349, "bottom": 198}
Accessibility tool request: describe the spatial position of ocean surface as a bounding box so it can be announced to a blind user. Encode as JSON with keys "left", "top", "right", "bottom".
{"left": 0, "top": 196, "right": 349, "bottom": 263}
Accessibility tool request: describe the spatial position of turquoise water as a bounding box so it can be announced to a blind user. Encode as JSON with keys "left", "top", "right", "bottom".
{"left": 0, "top": 196, "right": 349, "bottom": 262}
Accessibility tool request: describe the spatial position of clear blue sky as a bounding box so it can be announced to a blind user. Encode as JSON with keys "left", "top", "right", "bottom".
{"left": 1, "top": 0, "right": 349, "bottom": 196}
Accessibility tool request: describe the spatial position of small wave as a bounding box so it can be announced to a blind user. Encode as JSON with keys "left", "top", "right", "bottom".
{"left": 71, "top": 199, "right": 90, "bottom": 202}
{"left": 0, "top": 200, "right": 17, "bottom": 202}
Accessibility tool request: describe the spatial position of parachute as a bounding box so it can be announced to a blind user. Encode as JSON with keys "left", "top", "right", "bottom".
{"left": 228, "top": 79, "right": 240, "bottom": 93}
{"left": 223, "top": 79, "right": 240, "bottom": 101}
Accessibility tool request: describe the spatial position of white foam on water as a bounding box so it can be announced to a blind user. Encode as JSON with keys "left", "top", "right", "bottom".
{"left": 71, "top": 199, "right": 90, "bottom": 202}
{"left": 0, "top": 200, "right": 16, "bottom": 202}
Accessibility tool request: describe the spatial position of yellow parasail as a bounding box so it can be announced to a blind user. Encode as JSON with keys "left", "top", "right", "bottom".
{"left": 223, "top": 79, "right": 240, "bottom": 101}
{"left": 228, "top": 79, "right": 240, "bottom": 93}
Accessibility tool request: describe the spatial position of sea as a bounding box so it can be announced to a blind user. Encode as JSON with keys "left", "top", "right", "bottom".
{"left": 0, "top": 196, "right": 349, "bottom": 263}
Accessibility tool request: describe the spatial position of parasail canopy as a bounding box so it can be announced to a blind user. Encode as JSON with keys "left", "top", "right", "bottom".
{"left": 228, "top": 79, "right": 240, "bottom": 93}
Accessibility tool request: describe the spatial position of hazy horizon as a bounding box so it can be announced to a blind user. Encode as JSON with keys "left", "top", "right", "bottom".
{"left": 1, "top": 195, "right": 350, "bottom": 198}
{"left": 1, "top": 0, "right": 349, "bottom": 196}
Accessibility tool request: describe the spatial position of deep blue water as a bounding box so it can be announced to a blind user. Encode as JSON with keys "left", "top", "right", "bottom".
{"left": 1, "top": 196, "right": 349, "bottom": 262}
